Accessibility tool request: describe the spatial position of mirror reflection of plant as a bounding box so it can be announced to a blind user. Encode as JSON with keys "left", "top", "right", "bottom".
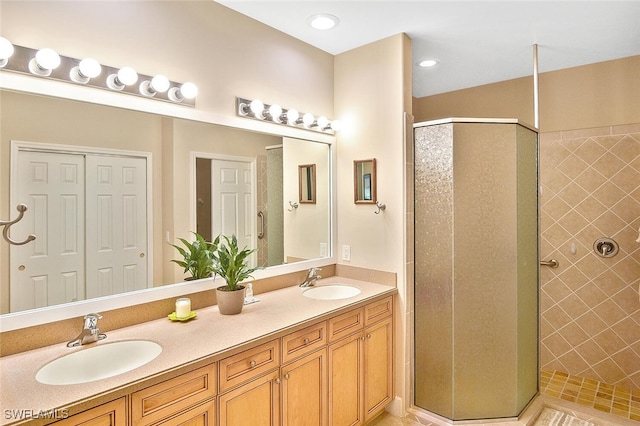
{"left": 212, "top": 234, "right": 261, "bottom": 291}
{"left": 170, "top": 232, "right": 218, "bottom": 280}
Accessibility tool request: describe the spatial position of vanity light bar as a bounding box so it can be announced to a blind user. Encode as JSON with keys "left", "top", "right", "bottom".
{"left": 0, "top": 41, "right": 197, "bottom": 107}
{"left": 236, "top": 97, "right": 340, "bottom": 134}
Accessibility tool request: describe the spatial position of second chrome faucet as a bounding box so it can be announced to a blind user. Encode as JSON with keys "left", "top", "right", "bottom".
{"left": 299, "top": 267, "right": 322, "bottom": 288}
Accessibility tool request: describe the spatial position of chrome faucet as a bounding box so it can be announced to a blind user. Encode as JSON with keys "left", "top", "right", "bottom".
{"left": 67, "top": 313, "right": 107, "bottom": 347}
{"left": 299, "top": 267, "right": 322, "bottom": 288}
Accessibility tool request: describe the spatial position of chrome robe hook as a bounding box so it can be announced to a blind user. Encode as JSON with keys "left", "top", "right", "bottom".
{"left": 1, "top": 204, "right": 36, "bottom": 246}
{"left": 374, "top": 201, "right": 386, "bottom": 214}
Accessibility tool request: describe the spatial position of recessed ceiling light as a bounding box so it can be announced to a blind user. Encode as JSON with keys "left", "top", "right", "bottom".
{"left": 307, "top": 14, "right": 339, "bottom": 30}
{"left": 419, "top": 59, "right": 439, "bottom": 68}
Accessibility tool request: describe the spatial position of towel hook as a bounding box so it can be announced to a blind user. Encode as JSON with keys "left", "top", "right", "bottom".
{"left": 1, "top": 204, "right": 36, "bottom": 246}
{"left": 374, "top": 201, "right": 386, "bottom": 214}
{"left": 288, "top": 201, "right": 299, "bottom": 212}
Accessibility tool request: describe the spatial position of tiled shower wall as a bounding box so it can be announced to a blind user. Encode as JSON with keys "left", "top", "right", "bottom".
{"left": 539, "top": 123, "right": 640, "bottom": 391}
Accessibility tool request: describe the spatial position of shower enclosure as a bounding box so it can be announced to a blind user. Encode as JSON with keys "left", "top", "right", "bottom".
{"left": 414, "top": 119, "right": 538, "bottom": 420}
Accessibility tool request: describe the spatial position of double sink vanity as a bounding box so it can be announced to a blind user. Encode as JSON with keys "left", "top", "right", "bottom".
{"left": 0, "top": 277, "right": 396, "bottom": 425}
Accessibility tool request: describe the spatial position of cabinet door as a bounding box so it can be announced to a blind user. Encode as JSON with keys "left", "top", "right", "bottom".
{"left": 218, "top": 370, "right": 280, "bottom": 426}
{"left": 328, "top": 333, "right": 363, "bottom": 426}
{"left": 281, "top": 348, "right": 327, "bottom": 426}
{"left": 54, "top": 398, "right": 126, "bottom": 426}
{"left": 363, "top": 317, "right": 393, "bottom": 423}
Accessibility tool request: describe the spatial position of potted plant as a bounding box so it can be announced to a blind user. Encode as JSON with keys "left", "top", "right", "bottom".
{"left": 212, "top": 234, "right": 261, "bottom": 315}
{"left": 170, "top": 232, "right": 217, "bottom": 280}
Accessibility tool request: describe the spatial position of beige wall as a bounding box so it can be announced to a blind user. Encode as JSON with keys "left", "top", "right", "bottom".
{"left": 334, "top": 33, "right": 412, "bottom": 414}
{"left": 413, "top": 55, "right": 640, "bottom": 133}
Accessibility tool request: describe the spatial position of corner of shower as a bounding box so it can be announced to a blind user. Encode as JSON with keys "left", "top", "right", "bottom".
{"left": 411, "top": 118, "right": 539, "bottom": 422}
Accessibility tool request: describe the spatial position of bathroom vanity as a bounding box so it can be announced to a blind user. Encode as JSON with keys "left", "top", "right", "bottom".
{"left": 0, "top": 278, "right": 395, "bottom": 425}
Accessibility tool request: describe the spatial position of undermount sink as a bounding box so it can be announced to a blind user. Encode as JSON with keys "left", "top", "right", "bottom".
{"left": 302, "top": 284, "right": 361, "bottom": 300}
{"left": 36, "top": 340, "right": 162, "bottom": 385}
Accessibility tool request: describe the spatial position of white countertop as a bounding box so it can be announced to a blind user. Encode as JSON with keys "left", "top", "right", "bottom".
{"left": 0, "top": 277, "right": 395, "bottom": 425}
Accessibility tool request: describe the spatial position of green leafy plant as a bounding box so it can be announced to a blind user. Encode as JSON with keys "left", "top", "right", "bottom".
{"left": 170, "top": 232, "right": 218, "bottom": 280}
{"left": 212, "top": 234, "right": 261, "bottom": 291}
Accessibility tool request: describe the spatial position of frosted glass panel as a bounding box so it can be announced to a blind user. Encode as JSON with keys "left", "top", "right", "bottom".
{"left": 414, "top": 121, "right": 538, "bottom": 420}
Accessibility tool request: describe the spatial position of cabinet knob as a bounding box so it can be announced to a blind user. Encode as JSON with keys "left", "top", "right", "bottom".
{"left": 284, "top": 373, "right": 290, "bottom": 380}
{"left": 275, "top": 378, "right": 281, "bottom": 384}
{"left": 361, "top": 336, "right": 366, "bottom": 341}
{"left": 249, "top": 360, "right": 256, "bottom": 368}
{"left": 366, "top": 333, "right": 372, "bottom": 339}
{"left": 303, "top": 337, "right": 310, "bottom": 345}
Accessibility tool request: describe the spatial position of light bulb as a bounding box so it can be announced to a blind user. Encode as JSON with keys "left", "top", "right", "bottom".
{"left": 250, "top": 99, "right": 265, "bottom": 118}
{"left": 317, "top": 116, "right": 329, "bottom": 129}
{"left": 79, "top": 58, "right": 102, "bottom": 78}
{"left": 117, "top": 67, "right": 138, "bottom": 85}
{"left": 268, "top": 104, "right": 283, "bottom": 122}
{"left": 329, "top": 120, "right": 342, "bottom": 131}
{"left": 180, "top": 82, "right": 198, "bottom": 99}
{"left": 36, "top": 48, "right": 61, "bottom": 70}
{"left": 302, "top": 112, "right": 315, "bottom": 127}
{"left": 29, "top": 48, "right": 60, "bottom": 76}
{"left": 286, "top": 109, "right": 299, "bottom": 124}
{"left": 151, "top": 75, "right": 170, "bottom": 93}
{"left": 0, "top": 37, "right": 14, "bottom": 67}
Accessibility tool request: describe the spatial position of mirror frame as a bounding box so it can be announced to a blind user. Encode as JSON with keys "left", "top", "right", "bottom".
{"left": 0, "top": 73, "right": 337, "bottom": 332}
{"left": 298, "top": 163, "right": 316, "bottom": 204}
{"left": 354, "top": 158, "right": 377, "bottom": 204}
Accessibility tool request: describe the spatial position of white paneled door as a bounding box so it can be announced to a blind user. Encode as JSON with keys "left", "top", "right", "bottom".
{"left": 211, "top": 159, "right": 255, "bottom": 262}
{"left": 11, "top": 151, "right": 86, "bottom": 312}
{"left": 10, "top": 149, "right": 148, "bottom": 312}
{"left": 85, "top": 155, "right": 148, "bottom": 299}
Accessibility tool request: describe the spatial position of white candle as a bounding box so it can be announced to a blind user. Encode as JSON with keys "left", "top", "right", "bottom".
{"left": 175, "top": 298, "right": 191, "bottom": 318}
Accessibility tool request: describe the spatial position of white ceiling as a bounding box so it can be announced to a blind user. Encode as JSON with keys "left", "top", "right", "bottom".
{"left": 215, "top": 1, "right": 640, "bottom": 98}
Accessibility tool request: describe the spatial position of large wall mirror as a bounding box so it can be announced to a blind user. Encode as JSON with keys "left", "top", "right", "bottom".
{"left": 0, "top": 89, "right": 333, "bottom": 318}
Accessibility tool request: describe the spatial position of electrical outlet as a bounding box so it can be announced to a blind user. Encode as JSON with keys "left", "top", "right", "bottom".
{"left": 320, "top": 243, "right": 327, "bottom": 257}
{"left": 342, "top": 245, "right": 351, "bottom": 261}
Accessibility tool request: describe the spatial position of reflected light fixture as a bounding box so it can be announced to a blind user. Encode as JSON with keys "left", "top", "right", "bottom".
{"left": 236, "top": 97, "right": 339, "bottom": 134}
{"left": 0, "top": 37, "right": 14, "bottom": 68}
{"left": 70, "top": 58, "right": 102, "bottom": 84}
{"left": 29, "top": 48, "right": 61, "bottom": 76}
{"left": 106, "top": 66, "right": 138, "bottom": 91}
{"left": 307, "top": 14, "right": 339, "bottom": 30}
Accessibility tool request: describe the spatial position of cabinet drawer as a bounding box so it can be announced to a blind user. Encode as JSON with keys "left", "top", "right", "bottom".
{"left": 55, "top": 398, "right": 126, "bottom": 426}
{"left": 328, "top": 308, "right": 364, "bottom": 342}
{"left": 131, "top": 363, "right": 217, "bottom": 426}
{"left": 219, "top": 339, "right": 280, "bottom": 392}
{"left": 281, "top": 321, "right": 327, "bottom": 364}
{"left": 364, "top": 296, "right": 393, "bottom": 326}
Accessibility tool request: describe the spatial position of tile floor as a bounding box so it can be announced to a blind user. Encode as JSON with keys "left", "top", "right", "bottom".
{"left": 370, "top": 370, "right": 640, "bottom": 426}
{"left": 540, "top": 370, "right": 640, "bottom": 422}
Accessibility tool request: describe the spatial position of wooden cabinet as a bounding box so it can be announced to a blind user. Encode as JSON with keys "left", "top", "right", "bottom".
{"left": 219, "top": 339, "right": 280, "bottom": 393}
{"left": 54, "top": 398, "right": 126, "bottom": 426}
{"left": 218, "top": 369, "right": 281, "bottom": 426}
{"left": 328, "top": 296, "right": 393, "bottom": 425}
{"left": 362, "top": 316, "right": 393, "bottom": 423}
{"left": 52, "top": 294, "right": 393, "bottom": 426}
{"left": 153, "top": 400, "right": 216, "bottom": 426}
{"left": 281, "top": 349, "right": 327, "bottom": 426}
{"left": 131, "top": 363, "right": 217, "bottom": 426}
